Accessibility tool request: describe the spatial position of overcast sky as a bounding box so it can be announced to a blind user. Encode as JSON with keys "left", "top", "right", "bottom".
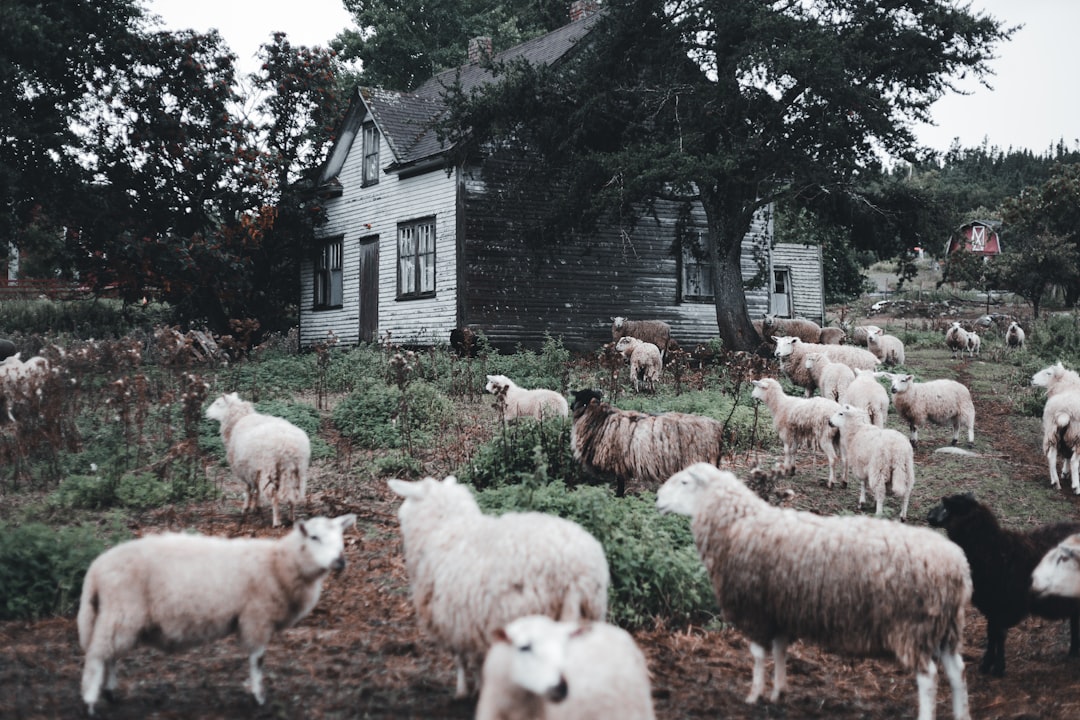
{"left": 147, "top": 0, "right": 1079, "bottom": 156}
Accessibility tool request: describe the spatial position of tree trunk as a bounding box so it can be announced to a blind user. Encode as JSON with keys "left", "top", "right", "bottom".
{"left": 702, "top": 185, "right": 760, "bottom": 353}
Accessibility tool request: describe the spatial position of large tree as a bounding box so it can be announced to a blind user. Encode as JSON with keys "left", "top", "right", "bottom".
{"left": 441, "top": 0, "right": 1011, "bottom": 350}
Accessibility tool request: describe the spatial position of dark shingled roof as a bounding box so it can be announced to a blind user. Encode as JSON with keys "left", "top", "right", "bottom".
{"left": 354, "top": 12, "right": 602, "bottom": 171}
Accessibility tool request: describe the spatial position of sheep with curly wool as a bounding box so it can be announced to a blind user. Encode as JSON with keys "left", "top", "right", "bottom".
{"left": 828, "top": 404, "right": 915, "bottom": 519}
{"left": 1032, "top": 533, "right": 1080, "bottom": 599}
{"left": 476, "top": 615, "right": 655, "bottom": 720}
{"left": 78, "top": 514, "right": 356, "bottom": 715}
{"left": 485, "top": 374, "right": 569, "bottom": 420}
{"left": 927, "top": 493, "right": 1080, "bottom": 677}
{"left": 1005, "top": 322, "right": 1026, "bottom": 350}
{"left": 888, "top": 374, "right": 975, "bottom": 447}
{"left": 762, "top": 314, "right": 822, "bottom": 344}
{"left": 837, "top": 368, "right": 890, "bottom": 427}
{"left": 204, "top": 392, "right": 310, "bottom": 527}
{"left": 614, "top": 336, "right": 662, "bottom": 392}
{"left": 866, "top": 328, "right": 906, "bottom": 366}
{"left": 751, "top": 378, "right": 842, "bottom": 487}
{"left": 773, "top": 336, "right": 879, "bottom": 398}
{"left": 803, "top": 352, "right": 855, "bottom": 402}
{"left": 611, "top": 317, "right": 671, "bottom": 361}
{"left": 1031, "top": 362, "right": 1080, "bottom": 493}
{"left": 569, "top": 388, "right": 726, "bottom": 496}
{"left": 945, "top": 322, "right": 970, "bottom": 359}
{"left": 388, "top": 475, "right": 609, "bottom": 699}
{"left": 657, "top": 463, "right": 971, "bottom": 720}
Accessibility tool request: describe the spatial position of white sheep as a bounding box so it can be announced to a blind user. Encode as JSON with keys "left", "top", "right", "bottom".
{"left": 77, "top": 514, "right": 356, "bottom": 715}
{"left": 838, "top": 368, "right": 890, "bottom": 427}
{"left": 611, "top": 317, "right": 671, "bottom": 360}
{"left": 613, "top": 336, "right": 662, "bottom": 392}
{"left": 888, "top": 374, "right": 975, "bottom": 447}
{"left": 803, "top": 351, "right": 855, "bottom": 402}
{"left": 842, "top": 323, "right": 882, "bottom": 347}
{"left": 656, "top": 463, "right": 971, "bottom": 720}
{"left": 944, "top": 322, "right": 970, "bottom": 359}
{"left": 1005, "top": 321, "right": 1026, "bottom": 350}
{"left": 485, "top": 374, "right": 569, "bottom": 420}
{"left": 866, "top": 328, "right": 906, "bottom": 366}
{"left": 387, "top": 475, "right": 609, "bottom": 698}
{"left": 773, "top": 336, "right": 879, "bottom": 397}
{"left": 762, "top": 314, "right": 821, "bottom": 344}
{"left": 0, "top": 353, "right": 51, "bottom": 422}
{"left": 476, "top": 615, "right": 655, "bottom": 720}
{"left": 1032, "top": 533, "right": 1080, "bottom": 599}
{"left": 965, "top": 331, "right": 981, "bottom": 357}
{"left": 828, "top": 404, "right": 916, "bottom": 519}
{"left": 1031, "top": 363, "right": 1080, "bottom": 493}
{"left": 817, "top": 326, "right": 846, "bottom": 345}
{"left": 750, "top": 378, "right": 842, "bottom": 487}
{"left": 204, "top": 392, "right": 311, "bottom": 527}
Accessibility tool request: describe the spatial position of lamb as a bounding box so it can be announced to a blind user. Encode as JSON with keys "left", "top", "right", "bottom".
{"left": 842, "top": 323, "right": 882, "bottom": 346}
{"left": 773, "top": 336, "right": 879, "bottom": 397}
{"left": 613, "top": 336, "right": 662, "bottom": 392}
{"left": 828, "top": 404, "right": 916, "bottom": 519}
{"left": 387, "top": 475, "right": 609, "bottom": 698}
{"left": 927, "top": 493, "right": 1080, "bottom": 677}
{"left": 77, "top": 514, "right": 357, "bottom": 715}
{"left": 761, "top": 313, "right": 821, "bottom": 344}
{"left": 485, "top": 374, "right": 569, "bottom": 420}
{"left": 1005, "top": 321, "right": 1026, "bottom": 350}
{"left": 944, "top": 321, "right": 970, "bottom": 359}
{"left": 1031, "top": 362, "right": 1080, "bottom": 493}
{"left": 866, "top": 328, "right": 906, "bottom": 366}
{"left": 965, "top": 331, "right": 981, "bottom": 357}
{"left": 750, "top": 378, "right": 842, "bottom": 487}
{"left": 803, "top": 352, "right": 855, "bottom": 402}
{"left": 657, "top": 463, "right": 972, "bottom": 720}
{"left": 817, "top": 326, "right": 846, "bottom": 345}
{"left": 611, "top": 316, "right": 671, "bottom": 360}
{"left": 888, "top": 374, "right": 975, "bottom": 447}
{"left": 475, "top": 615, "right": 655, "bottom": 720}
{"left": 1032, "top": 533, "right": 1080, "bottom": 599}
{"left": 204, "top": 392, "right": 311, "bottom": 527}
{"left": 0, "top": 353, "right": 52, "bottom": 422}
{"left": 838, "top": 368, "right": 890, "bottom": 427}
{"left": 570, "top": 388, "right": 726, "bottom": 496}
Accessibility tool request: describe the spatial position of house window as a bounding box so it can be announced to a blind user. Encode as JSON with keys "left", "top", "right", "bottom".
{"left": 362, "top": 122, "right": 380, "bottom": 186}
{"left": 397, "top": 218, "right": 436, "bottom": 299}
{"left": 313, "top": 237, "right": 343, "bottom": 309}
{"left": 681, "top": 230, "right": 713, "bottom": 302}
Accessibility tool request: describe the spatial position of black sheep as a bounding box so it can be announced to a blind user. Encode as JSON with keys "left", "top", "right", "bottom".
{"left": 927, "top": 492, "right": 1080, "bottom": 676}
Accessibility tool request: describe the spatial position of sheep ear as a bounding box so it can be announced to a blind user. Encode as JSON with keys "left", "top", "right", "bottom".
{"left": 492, "top": 627, "right": 511, "bottom": 645}
{"left": 443, "top": 475, "right": 459, "bottom": 486}
{"left": 298, "top": 520, "right": 309, "bottom": 537}
{"left": 387, "top": 478, "right": 425, "bottom": 499}
{"left": 569, "top": 622, "right": 592, "bottom": 639}
{"left": 337, "top": 513, "right": 357, "bottom": 530}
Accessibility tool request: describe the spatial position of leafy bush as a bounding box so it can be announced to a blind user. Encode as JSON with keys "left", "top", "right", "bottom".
{"left": 0, "top": 520, "right": 129, "bottom": 620}
{"left": 475, "top": 480, "right": 716, "bottom": 628}
{"left": 0, "top": 298, "right": 172, "bottom": 339}
{"left": 331, "top": 380, "right": 455, "bottom": 450}
{"left": 459, "top": 418, "right": 583, "bottom": 490}
{"left": 1028, "top": 314, "right": 1080, "bottom": 364}
{"left": 49, "top": 470, "right": 219, "bottom": 511}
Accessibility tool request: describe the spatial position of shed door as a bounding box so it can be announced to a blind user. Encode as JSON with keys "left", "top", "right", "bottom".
{"left": 359, "top": 236, "right": 379, "bottom": 342}
{"left": 771, "top": 268, "right": 792, "bottom": 317}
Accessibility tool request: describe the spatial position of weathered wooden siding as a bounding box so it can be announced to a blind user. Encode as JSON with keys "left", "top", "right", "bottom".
{"left": 301, "top": 115, "right": 459, "bottom": 347}
{"left": 772, "top": 243, "right": 824, "bottom": 323}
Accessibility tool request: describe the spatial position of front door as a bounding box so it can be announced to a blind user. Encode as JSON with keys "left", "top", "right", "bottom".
{"left": 771, "top": 268, "right": 792, "bottom": 317}
{"left": 358, "top": 236, "right": 379, "bottom": 342}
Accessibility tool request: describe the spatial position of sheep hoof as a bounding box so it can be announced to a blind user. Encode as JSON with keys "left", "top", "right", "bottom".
{"left": 101, "top": 689, "right": 117, "bottom": 705}
{"left": 951, "top": 439, "right": 958, "bottom": 446}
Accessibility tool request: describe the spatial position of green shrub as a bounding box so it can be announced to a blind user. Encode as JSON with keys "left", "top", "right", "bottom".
{"left": 331, "top": 380, "right": 455, "bottom": 450}
{"left": 1028, "top": 314, "right": 1080, "bottom": 364}
{"left": 459, "top": 418, "right": 583, "bottom": 490}
{"left": 0, "top": 520, "right": 129, "bottom": 620}
{"left": 49, "top": 470, "right": 219, "bottom": 511}
{"left": 372, "top": 452, "right": 424, "bottom": 478}
{"left": 475, "top": 480, "right": 716, "bottom": 628}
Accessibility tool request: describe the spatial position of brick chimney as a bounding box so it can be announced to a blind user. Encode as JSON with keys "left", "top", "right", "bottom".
{"left": 570, "top": 0, "right": 600, "bottom": 22}
{"left": 468, "top": 36, "right": 492, "bottom": 64}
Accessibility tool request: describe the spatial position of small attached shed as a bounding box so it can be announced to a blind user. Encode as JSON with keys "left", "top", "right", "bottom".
{"left": 945, "top": 219, "right": 1002, "bottom": 256}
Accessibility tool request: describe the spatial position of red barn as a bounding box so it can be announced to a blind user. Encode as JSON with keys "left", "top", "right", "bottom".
{"left": 945, "top": 219, "right": 1002, "bottom": 256}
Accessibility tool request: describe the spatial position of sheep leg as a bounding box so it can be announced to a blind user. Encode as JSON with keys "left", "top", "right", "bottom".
{"left": 81, "top": 653, "right": 108, "bottom": 716}
{"left": 1071, "top": 454, "right": 1080, "bottom": 495}
{"left": 939, "top": 649, "right": 970, "bottom": 720}
{"left": 980, "top": 624, "right": 1006, "bottom": 676}
{"left": 103, "top": 659, "right": 119, "bottom": 702}
{"left": 858, "top": 478, "right": 867, "bottom": 509}
{"left": 746, "top": 641, "right": 767, "bottom": 704}
{"left": 915, "top": 658, "right": 938, "bottom": 720}
{"left": 1069, "top": 612, "right": 1080, "bottom": 657}
{"left": 1047, "top": 445, "right": 1062, "bottom": 489}
{"left": 246, "top": 647, "right": 267, "bottom": 704}
{"left": 769, "top": 637, "right": 788, "bottom": 702}
{"left": 454, "top": 653, "right": 470, "bottom": 698}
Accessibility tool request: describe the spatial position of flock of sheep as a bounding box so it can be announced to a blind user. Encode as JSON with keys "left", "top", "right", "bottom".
{"left": 64, "top": 313, "right": 1080, "bottom": 719}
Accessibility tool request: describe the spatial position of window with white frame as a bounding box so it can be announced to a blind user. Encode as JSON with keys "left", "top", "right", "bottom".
{"left": 397, "top": 218, "right": 436, "bottom": 298}
{"left": 313, "top": 236, "right": 343, "bottom": 308}
{"left": 362, "top": 122, "right": 380, "bottom": 186}
{"left": 681, "top": 229, "right": 713, "bottom": 301}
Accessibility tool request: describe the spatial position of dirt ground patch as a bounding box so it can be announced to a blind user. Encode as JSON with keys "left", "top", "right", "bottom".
{"left": 3, "top": 344, "right": 1080, "bottom": 719}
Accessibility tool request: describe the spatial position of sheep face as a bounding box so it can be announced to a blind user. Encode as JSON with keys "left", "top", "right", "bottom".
{"left": 485, "top": 374, "right": 512, "bottom": 395}
{"left": 889, "top": 374, "right": 915, "bottom": 395}
{"left": 656, "top": 462, "right": 729, "bottom": 516}
{"left": 570, "top": 388, "right": 603, "bottom": 412}
{"left": 205, "top": 392, "right": 244, "bottom": 422}
{"left": 749, "top": 378, "right": 775, "bottom": 403}
{"left": 493, "top": 615, "right": 575, "bottom": 702}
{"left": 803, "top": 352, "right": 823, "bottom": 371}
{"left": 388, "top": 475, "right": 477, "bottom": 523}
{"left": 1031, "top": 363, "right": 1068, "bottom": 388}
{"left": 925, "top": 492, "right": 979, "bottom": 529}
{"left": 614, "top": 336, "right": 636, "bottom": 356}
{"left": 299, "top": 514, "right": 357, "bottom": 573}
{"left": 828, "top": 404, "right": 869, "bottom": 430}
{"left": 772, "top": 336, "right": 800, "bottom": 360}
{"left": 1031, "top": 535, "right": 1080, "bottom": 599}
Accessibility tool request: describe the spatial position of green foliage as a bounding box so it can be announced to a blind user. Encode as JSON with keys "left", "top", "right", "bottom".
{"left": 49, "top": 471, "right": 219, "bottom": 511}
{"left": 371, "top": 452, "right": 424, "bottom": 479}
{"left": 459, "top": 417, "right": 581, "bottom": 489}
{"left": 0, "top": 298, "right": 172, "bottom": 339}
{"left": 475, "top": 480, "right": 716, "bottom": 628}
{"left": 0, "top": 520, "right": 130, "bottom": 620}
{"left": 331, "top": 380, "right": 455, "bottom": 450}
{"left": 484, "top": 334, "right": 572, "bottom": 394}
{"left": 1027, "top": 314, "right": 1080, "bottom": 364}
